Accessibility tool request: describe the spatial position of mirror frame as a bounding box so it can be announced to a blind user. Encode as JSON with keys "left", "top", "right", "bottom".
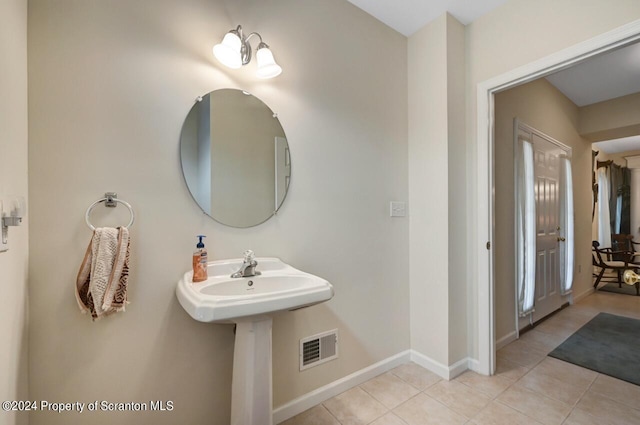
{"left": 179, "top": 89, "right": 291, "bottom": 228}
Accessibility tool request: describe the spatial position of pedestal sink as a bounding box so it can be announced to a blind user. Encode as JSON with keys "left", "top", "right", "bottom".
{"left": 176, "top": 257, "right": 334, "bottom": 425}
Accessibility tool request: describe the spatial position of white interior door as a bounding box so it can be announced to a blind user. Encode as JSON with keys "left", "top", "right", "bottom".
{"left": 517, "top": 122, "right": 571, "bottom": 330}
{"left": 530, "top": 133, "right": 564, "bottom": 323}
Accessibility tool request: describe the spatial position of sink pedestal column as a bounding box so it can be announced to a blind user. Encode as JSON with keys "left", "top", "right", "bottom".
{"left": 231, "top": 316, "right": 273, "bottom": 425}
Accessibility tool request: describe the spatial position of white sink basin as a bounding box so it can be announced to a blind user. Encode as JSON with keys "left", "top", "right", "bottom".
{"left": 176, "top": 257, "right": 334, "bottom": 323}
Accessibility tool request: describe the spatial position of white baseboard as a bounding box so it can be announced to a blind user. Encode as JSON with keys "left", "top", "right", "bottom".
{"left": 409, "top": 350, "right": 471, "bottom": 379}
{"left": 409, "top": 350, "right": 450, "bottom": 379}
{"left": 273, "top": 349, "right": 474, "bottom": 423}
{"left": 273, "top": 350, "right": 411, "bottom": 424}
{"left": 467, "top": 358, "right": 481, "bottom": 373}
{"left": 495, "top": 331, "right": 517, "bottom": 350}
{"left": 447, "top": 356, "right": 471, "bottom": 379}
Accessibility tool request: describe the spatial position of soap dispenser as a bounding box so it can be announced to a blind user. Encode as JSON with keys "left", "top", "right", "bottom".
{"left": 192, "top": 235, "right": 208, "bottom": 283}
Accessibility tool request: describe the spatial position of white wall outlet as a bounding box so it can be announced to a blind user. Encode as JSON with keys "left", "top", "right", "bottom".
{"left": 390, "top": 201, "right": 406, "bottom": 217}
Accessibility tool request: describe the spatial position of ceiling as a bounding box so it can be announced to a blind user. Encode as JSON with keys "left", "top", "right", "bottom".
{"left": 545, "top": 41, "right": 640, "bottom": 152}
{"left": 349, "top": 1, "right": 640, "bottom": 151}
{"left": 593, "top": 136, "right": 640, "bottom": 155}
{"left": 346, "top": 0, "right": 508, "bottom": 36}
{"left": 545, "top": 42, "right": 640, "bottom": 107}
{"left": 349, "top": 0, "right": 640, "bottom": 108}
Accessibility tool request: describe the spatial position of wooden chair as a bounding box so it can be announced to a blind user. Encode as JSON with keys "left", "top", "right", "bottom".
{"left": 629, "top": 238, "right": 640, "bottom": 260}
{"left": 592, "top": 240, "right": 635, "bottom": 289}
{"left": 612, "top": 233, "right": 640, "bottom": 267}
{"left": 611, "top": 234, "right": 634, "bottom": 260}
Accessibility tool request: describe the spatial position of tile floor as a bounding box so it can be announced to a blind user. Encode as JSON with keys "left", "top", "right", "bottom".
{"left": 281, "top": 290, "right": 640, "bottom": 425}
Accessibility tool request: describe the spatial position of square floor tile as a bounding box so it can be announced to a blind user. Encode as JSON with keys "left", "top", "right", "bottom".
{"left": 589, "top": 373, "right": 640, "bottom": 410}
{"left": 424, "top": 379, "right": 491, "bottom": 419}
{"left": 280, "top": 405, "right": 341, "bottom": 425}
{"left": 575, "top": 389, "right": 640, "bottom": 425}
{"left": 471, "top": 401, "right": 544, "bottom": 425}
{"left": 497, "top": 340, "right": 547, "bottom": 368}
{"left": 496, "top": 383, "right": 571, "bottom": 425}
{"left": 454, "top": 370, "right": 512, "bottom": 398}
{"left": 518, "top": 329, "right": 566, "bottom": 353}
{"left": 516, "top": 368, "right": 588, "bottom": 406}
{"left": 393, "top": 393, "right": 466, "bottom": 425}
{"left": 323, "top": 387, "right": 388, "bottom": 425}
{"left": 531, "top": 357, "right": 597, "bottom": 389}
{"left": 562, "top": 408, "right": 612, "bottom": 425}
{"left": 390, "top": 362, "right": 441, "bottom": 391}
{"left": 361, "top": 372, "right": 420, "bottom": 409}
{"left": 495, "top": 357, "right": 529, "bottom": 382}
{"left": 369, "top": 412, "right": 409, "bottom": 425}
{"left": 534, "top": 319, "right": 581, "bottom": 339}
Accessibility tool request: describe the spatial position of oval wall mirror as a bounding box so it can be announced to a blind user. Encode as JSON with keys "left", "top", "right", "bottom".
{"left": 180, "top": 89, "right": 291, "bottom": 228}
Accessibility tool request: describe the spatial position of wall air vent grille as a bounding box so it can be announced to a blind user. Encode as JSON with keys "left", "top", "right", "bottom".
{"left": 300, "top": 329, "right": 338, "bottom": 371}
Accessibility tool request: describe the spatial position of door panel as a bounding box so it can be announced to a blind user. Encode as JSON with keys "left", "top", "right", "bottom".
{"left": 518, "top": 126, "right": 569, "bottom": 330}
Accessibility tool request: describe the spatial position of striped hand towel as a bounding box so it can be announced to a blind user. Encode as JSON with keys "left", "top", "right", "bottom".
{"left": 75, "top": 227, "right": 131, "bottom": 320}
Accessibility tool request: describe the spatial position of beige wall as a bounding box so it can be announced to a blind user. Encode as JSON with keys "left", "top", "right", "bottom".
{"left": 0, "top": 1, "right": 29, "bottom": 425}
{"left": 608, "top": 149, "right": 640, "bottom": 166}
{"left": 408, "top": 14, "right": 467, "bottom": 373}
{"left": 27, "top": 1, "right": 408, "bottom": 424}
{"left": 580, "top": 92, "right": 640, "bottom": 141}
{"left": 446, "top": 15, "right": 468, "bottom": 364}
{"left": 408, "top": 12, "right": 467, "bottom": 369}
{"left": 465, "top": 0, "right": 640, "bottom": 359}
{"left": 408, "top": 14, "right": 449, "bottom": 366}
{"left": 494, "top": 78, "right": 592, "bottom": 342}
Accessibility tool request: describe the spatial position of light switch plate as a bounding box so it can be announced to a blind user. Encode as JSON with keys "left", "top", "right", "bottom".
{"left": 390, "top": 201, "right": 406, "bottom": 217}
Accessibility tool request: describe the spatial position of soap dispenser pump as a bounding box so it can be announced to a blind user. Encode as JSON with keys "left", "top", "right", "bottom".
{"left": 192, "top": 235, "right": 208, "bottom": 282}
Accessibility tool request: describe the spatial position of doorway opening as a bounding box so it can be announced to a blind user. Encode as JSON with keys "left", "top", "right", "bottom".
{"left": 475, "top": 19, "right": 640, "bottom": 376}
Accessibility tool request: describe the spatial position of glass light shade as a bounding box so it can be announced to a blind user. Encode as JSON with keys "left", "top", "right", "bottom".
{"left": 255, "top": 46, "right": 282, "bottom": 79}
{"left": 213, "top": 32, "right": 242, "bottom": 69}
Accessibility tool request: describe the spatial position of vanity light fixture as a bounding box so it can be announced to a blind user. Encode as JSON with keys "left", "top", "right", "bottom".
{"left": 213, "top": 25, "right": 282, "bottom": 79}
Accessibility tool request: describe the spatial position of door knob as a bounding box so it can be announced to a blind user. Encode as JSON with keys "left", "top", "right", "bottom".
{"left": 557, "top": 237, "right": 566, "bottom": 242}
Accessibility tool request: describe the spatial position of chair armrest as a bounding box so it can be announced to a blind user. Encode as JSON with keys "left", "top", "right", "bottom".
{"left": 611, "top": 249, "right": 635, "bottom": 265}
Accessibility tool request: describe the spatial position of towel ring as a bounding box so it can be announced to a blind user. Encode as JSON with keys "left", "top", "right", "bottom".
{"left": 85, "top": 194, "right": 135, "bottom": 231}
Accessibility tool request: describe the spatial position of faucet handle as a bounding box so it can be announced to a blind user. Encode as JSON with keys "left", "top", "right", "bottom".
{"left": 243, "top": 250, "right": 255, "bottom": 262}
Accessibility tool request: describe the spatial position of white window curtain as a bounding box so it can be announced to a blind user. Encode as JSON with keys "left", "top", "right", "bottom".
{"left": 615, "top": 195, "right": 622, "bottom": 234}
{"left": 560, "top": 158, "right": 574, "bottom": 295}
{"left": 517, "top": 140, "right": 536, "bottom": 316}
{"left": 597, "top": 168, "right": 612, "bottom": 249}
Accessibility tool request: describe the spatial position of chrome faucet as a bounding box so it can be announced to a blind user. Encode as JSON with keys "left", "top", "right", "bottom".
{"left": 231, "top": 250, "right": 261, "bottom": 278}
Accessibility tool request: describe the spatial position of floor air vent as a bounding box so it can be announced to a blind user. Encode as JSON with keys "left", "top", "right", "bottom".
{"left": 300, "top": 329, "right": 338, "bottom": 371}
